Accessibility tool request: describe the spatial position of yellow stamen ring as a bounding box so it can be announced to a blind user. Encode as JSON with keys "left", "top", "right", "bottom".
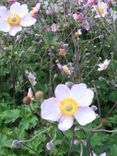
{"left": 7, "top": 13, "right": 21, "bottom": 26}
{"left": 98, "top": 7, "right": 104, "bottom": 14}
{"left": 59, "top": 98, "right": 78, "bottom": 116}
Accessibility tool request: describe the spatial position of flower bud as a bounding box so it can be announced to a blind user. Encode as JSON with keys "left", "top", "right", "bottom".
{"left": 35, "top": 91, "right": 44, "bottom": 100}
{"left": 46, "top": 141, "right": 54, "bottom": 150}
{"left": 11, "top": 140, "right": 22, "bottom": 149}
{"left": 65, "top": 82, "right": 74, "bottom": 89}
{"left": 23, "top": 96, "right": 31, "bottom": 105}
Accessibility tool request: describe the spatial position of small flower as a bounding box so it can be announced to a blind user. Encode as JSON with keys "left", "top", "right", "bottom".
{"left": 30, "top": 3, "right": 41, "bottom": 17}
{"left": 59, "top": 48, "right": 67, "bottom": 56}
{"left": 92, "top": 2, "right": 108, "bottom": 18}
{"left": 46, "top": 140, "right": 54, "bottom": 150}
{"left": 97, "top": 59, "right": 110, "bottom": 71}
{"left": 41, "top": 83, "right": 96, "bottom": 131}
{"left": 0, "top": 2, "right": 36, "bottom": 36}
{"left": 73, "top": 13, "right": 85, "bottom": 21}
{"left": 25, "top": 71, "right": 37, "bottom": 86}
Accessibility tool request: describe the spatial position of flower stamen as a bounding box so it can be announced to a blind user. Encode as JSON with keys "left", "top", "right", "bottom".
{"left": 7, "top": 13, "right": 21, "bottom": 26}
{"left": 59, "top": 98, "right": 78, "bottom": 116}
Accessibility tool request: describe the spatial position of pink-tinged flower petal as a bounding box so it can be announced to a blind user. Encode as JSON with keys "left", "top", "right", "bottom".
{"left": 74, "top": 107, "right": 96, "bottom": 125}
{"left": 71, "top": 83, "right": 94, "bottom": 107}
{"left": 10, "top": 2, "right": 28, "bottom": 18}
{"left": 20, "top": 14, "right": 36, "bottom": 27}
{"left": 0, "top": 6, "right": 9, "bottom": 19}
{"left": 9, "top": 25, "right": 22, "bottom": 36}
{"left": 0, "top": 20, "right": 11, "bottom": 32}
{"left": 41, "top": 97, "right": 61, "bottom": 121}
{"left": 58, "top": 116, "right": 74, "bottom": 131}
{"left": 55, "top": 84, "right": 70, "bottom": 100}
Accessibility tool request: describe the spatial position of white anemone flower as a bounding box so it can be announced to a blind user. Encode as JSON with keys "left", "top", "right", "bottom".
{"left": 41, "top": 83, "right": 96, "bottom": 131}
{"left": 0, "top": 2, "right": 36, "bottom": 36}
{"left": 92, "top": 2, "right": 108, "bottom": 18}
{"left": 97, "top": 59, "right": 110, "bottom": 71}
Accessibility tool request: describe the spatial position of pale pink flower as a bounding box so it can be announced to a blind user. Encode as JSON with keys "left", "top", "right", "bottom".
{"left": 0, "top": 2, "right": 36, "bottom": 36}
{"left": 97, "top": 59, "right": 110, "bottom": 71}
{"left": 41, "top": 83, "right": 96, "bottom": 131}
{"left": 90, "top": 151, "right": 106, "bottom": 156}
{"left": 92, "top": 1, "right": 108, "bottom": 18}
{"left": 30, "top": 3, "right": 41, "bottom": 17}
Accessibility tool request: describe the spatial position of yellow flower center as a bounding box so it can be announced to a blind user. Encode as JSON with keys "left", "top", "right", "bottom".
{"left": 62, "top": 66, "right": 69, "bottom": 74}
{"left": 7, "top": 13, "right": 21, "bottom": 26}
{"left": 59, "top": 98, "right": 78, "bottom": 116}
{"left": 98, "top": 7, "right": 104, "bottom": 14}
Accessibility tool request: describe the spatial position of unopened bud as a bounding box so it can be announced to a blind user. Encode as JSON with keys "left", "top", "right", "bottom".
{"left": 35, "top": 91, "right": 44, "bottom": 100}
{"left": 65, "top": 82, "right": 74, "bottom": 89}
{"left": 11, "top": 140, "right": 22, "bottom": 149}
{"left": 46, "top": 141, "right": 54, "bottom": 150}
{"left": 23, "top": 96, "right": 31, "bottom": 105}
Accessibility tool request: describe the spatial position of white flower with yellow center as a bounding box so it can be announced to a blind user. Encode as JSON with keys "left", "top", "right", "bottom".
{"left": 41, "top": 83, "right": 96, "bottom": 131}
{"left": 0, "top": 2, "right": 36, "bottom": 36}
{"left": 92, "top": 1, "right": 108, "bottom": 18}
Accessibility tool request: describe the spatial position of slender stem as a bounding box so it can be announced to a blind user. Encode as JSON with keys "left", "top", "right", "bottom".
{"left": 80, "top": 143, "right": 83, "bottom": 156}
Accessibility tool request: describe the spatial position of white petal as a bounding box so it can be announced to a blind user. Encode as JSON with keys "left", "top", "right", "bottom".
{"left": 0, "top": 6, "right": 9, "bottom": 19}
{"left": 74, "top": 107, "right": 96, "bottom": 126}
{"left": 41, "top": 97, "right": 61, "bottom": 121}
{"left": 58, "top": 116, "right": 73, "bottom": 131}
{"left": 20, "top": 14, "right": 36, "bottom": 27}
{"left": 71, "top": 83, "right": 87, "bottom": 98}
{"left": 71, "top": 84, "right": 94, "bottom": 107}
{"left": 10, "top": 2, "right": 28, "bottom": 18}
{"left": 0, "top": 20, "right": 11, "bottom": 32}
{"left": 100, "top": 152, "right": 106, "bottom": 156}
{"left": 10, "top": 2, "right": 20, "bottom": 13}
{"left": 77, "top": 89, "right": 94, "bottom": 107}
{"left": 55, "top": 84, "right": 70, "bottom": 100}
{"left": 9, "top": 25, "right": 22, "bottom": 36}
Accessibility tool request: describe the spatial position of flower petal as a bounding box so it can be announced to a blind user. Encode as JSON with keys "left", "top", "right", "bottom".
{"left": 71, "top": 83, "right": 94, "bottom": 107}
{"left": 71, "top": 83, "right": 87, "bottom": 99}
{"left": 20, "top": 14, "right": 36, "bottom": 27}
{"left": 0, "top": 20, "right": 11, "bottom": 32}
{"left": 9, "top": 25, "right": 22, "bottom": 36}
{"left": 74, "top": 107, "right": 96, "bottom": 125}
{"left": 41, "top": 97, "right": 61, "bottom": 121}
{"left": 55, "top": 84, "right": 70, "bottom": 100}
{"left": 10, "top": 2, "right": 28, "bottom": 18}
{"left": 58, "top": 116, "right": 73, "bottom": 131}
{"left": 0, "top": 6, "right": 9, "bottom": 19}
{"left": 10, "top": 2, "right": 20, "bottom": 13}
